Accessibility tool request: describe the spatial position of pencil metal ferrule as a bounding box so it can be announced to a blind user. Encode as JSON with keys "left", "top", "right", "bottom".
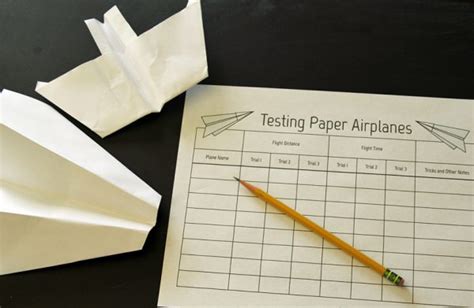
{"left": 383, "top": 268, "right": 404, "bottom": 286}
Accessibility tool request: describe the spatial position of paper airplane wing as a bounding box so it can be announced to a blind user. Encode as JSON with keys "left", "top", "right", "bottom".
{"left": 0, "top": 90, "right": 160, "bottom": 275}
{"left": 35, "top": 0, "right": 207, "bottom": 138}
{"left": 430, "top": 129, "right": 466, "bottom": 151}
{"left": 417, "top": 121, "right": 470, "bottom": 152}
{"left": 202, "top": 111, "right": 253, "bottom": 137}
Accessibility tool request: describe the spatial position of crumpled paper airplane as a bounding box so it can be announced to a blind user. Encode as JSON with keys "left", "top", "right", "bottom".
{"left": 417, "top": 121, "right": 470, "bottom": 152}
{"left": 202, "top": 111, "right": 253, "bottom": 137}
{"left": 0, "top": 90, "right": 160, "bottom": 275}
{"left": 36, "top": 0, "right": 207, "bottom": 137}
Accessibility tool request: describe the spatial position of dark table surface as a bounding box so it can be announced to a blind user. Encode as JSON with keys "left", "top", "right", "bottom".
{"left": 0, "top": 0, "right": 473, "bottom": 307}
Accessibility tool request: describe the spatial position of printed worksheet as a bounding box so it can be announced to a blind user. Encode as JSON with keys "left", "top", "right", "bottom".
{"left": 159, "top": 85, "right": 473, "bottom": 306}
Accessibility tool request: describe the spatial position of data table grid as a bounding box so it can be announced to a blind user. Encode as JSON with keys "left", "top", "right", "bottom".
{"left": 176, "top": 128, "right": 473, "bottom": 306}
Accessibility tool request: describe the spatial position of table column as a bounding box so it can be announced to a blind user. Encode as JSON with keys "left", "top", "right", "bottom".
{"left": 178, "top": 128, "right": 244, "bottom": 290}
{"left": 320, "top": 155, "right": 357, "bottom": 298}
{"left": 382, "top": 159, "right": 416, "bottom": 302}
{"left": 351, "top": 158, "right": 386, "bottom": 300}
{"left": 290, "top": 154, "right": 328, "bottom": 296}
{"left": 256, "top": 153, "right": 298, "bottom": 294}
{"left": 412, "top": 141, "right": 473, "bottom": 306}
{"left": 228, "top": 151, "right": 270, "bottom": 291}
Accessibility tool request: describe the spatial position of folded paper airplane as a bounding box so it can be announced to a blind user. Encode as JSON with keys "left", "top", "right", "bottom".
{"left": 0, "top": 90, "right": 161, "bottom": 275}
{"left": 417, "top": 121, "right": 470, "bottom": 152}
{"left": 201, "top": 111, "right": 253, "bottom": 137}
{"left": 36, "top": 0, "right": 207, "bottom": 137}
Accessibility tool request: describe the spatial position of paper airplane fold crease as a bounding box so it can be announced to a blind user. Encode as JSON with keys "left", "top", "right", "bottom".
{"left": 0, "top": 90, "right": 161, "bottom": 275}
{"left": 35, "top": 0, "right": 208, "bottom": 137}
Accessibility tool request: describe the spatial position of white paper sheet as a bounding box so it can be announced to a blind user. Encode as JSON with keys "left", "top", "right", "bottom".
{"left": 36, "top": 0, "right": 207, "bottom": 137}
{"left": 159, "top": 85, "right": 473, "bottom": 306}
{"left": 0, "top": 90, "right": 161, "bottom": 275}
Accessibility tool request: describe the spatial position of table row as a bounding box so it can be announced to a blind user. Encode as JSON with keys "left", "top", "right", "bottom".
{"left": 181, "top": 226, "right": 473, "bottom": 258}
{"left": 185, "top": 207, "right": 473, "bottom": 240}
{"left": 195, "top": 129, "right": 473, "bottom": 167}
{"left": 177, "top": 270, "right": 471, "bottom": 305}
{"left": 188, "top": 179, "right": 473, "bottom": 210}
{"left": 193, "top": 150, "right": 473, "bottom": 180}
{"left": 179, "top": 254, "right": 471, "bottom": 291}
{"left": 181, "top": 237, "right": 472, "bottom": 272}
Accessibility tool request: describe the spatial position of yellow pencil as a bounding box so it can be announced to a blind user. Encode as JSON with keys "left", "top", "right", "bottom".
{"left": 234, "top": 177, "right": 404, "bottom": 286}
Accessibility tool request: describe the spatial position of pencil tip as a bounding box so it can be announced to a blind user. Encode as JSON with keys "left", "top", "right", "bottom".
{"left": 233, "top": 176, "right": 240, "bottom": 181}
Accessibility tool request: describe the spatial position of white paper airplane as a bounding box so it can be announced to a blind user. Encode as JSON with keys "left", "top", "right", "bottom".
{"left": 0, "top": 90, "right": 160, "bottom": 275}
{"left": 417, "top": 121, "right": 470, "bottom": 152}
{"left": 36, "top": 0, "right": 207, "bottom": 138}
{"left": 201, "top": 111, "right": 253, "bottom": 137}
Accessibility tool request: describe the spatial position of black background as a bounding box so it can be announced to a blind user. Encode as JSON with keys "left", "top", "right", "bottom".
{"left": 0, "top": 0, "right": 473, "bottom": 307}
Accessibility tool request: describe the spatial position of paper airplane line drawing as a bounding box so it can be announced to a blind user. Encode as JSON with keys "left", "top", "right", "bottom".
{"left": 201, "top": 111, "right": 253, "bottom": 137}
{"left": 417, "top": 121, "right": 470, "bottom": 152}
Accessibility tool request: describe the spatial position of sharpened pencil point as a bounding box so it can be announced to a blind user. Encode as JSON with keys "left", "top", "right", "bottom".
{"left": 233, "top": 177, "right": 240, "bottom": 181}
